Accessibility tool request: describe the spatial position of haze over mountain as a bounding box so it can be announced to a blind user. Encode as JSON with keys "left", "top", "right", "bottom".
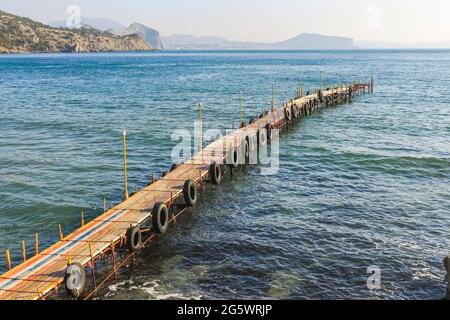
{"left": 49, "top": 17, "right": 125, "bottom": 33}
{"left": 162, "top": 34, "right": 260, "bottom": 50}
{"left": 271, "top": 33, "right": 354, "bottom": 50}
{"left": 162, "top": 33, "right": 355, "bottom": 50}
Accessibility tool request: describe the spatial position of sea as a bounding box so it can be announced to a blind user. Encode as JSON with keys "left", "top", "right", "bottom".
{"left": 0, "top": 50, "right": 449, "bottom": 299}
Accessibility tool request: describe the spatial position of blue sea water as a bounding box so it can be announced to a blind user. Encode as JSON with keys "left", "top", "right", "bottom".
{"left": 0, "top": 50, "right": 449, "bottom": 300}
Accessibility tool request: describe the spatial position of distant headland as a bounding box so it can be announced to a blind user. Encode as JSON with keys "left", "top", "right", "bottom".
{"left": 0, "top": 10, "right": 152, "bottom": 53}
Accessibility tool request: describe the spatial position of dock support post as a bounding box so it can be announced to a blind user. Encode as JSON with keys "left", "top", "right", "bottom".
{"left": 111, "top": 241, "right": 116, "bottom": 280}
{"left": 89, "top": 242, "right": 97, "bottom": 291}
{"left": 58, "top": 224, "right": 64, "bottom": 241}
{"left": 6, "top": 249, "right": 11, "bottom": 271}
{"left": 240, "top": 92, "right": 244, "bottom": 128}
{"left": 103, "top": 198, "right": 106, "bottom": 213}
{"left": 35, "top": 232, "right": 39, "bottom": 255}
{"left": 320, "top": 71, "right": 323, "bottom": 91}
{"left": 122, "top": 130, "right": 129, "bottom": 200}
{"left": 198, "top": 103, "right": 203, "bottom": 151}
{"left": 22, "top": 240, "right": 27, "bottom": 262}
{"left": 271, "top": 82, "right": 275, "bottom": 113}
{"left": 81, "top": 211, "right": 85, "bottom": 227}
{"left": 332, "top": 86, "right": 334, "bottom": 105}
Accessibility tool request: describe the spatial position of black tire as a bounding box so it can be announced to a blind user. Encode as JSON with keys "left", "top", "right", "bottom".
{"left": 152, "top": 202, "right": 169, "bottom": 234}
{"left": 162, "top": 170, "right": 168, "bottom": 177}
{"left": 183, "top": 179, "right": 197, "bottom": 207}
{"left": 318, "top": 90, "right": 324, "bottom": 103}
{"left": 258, "top": 128, "right": 267, "bottom": 147}
{"left": 248, "top": 117, "right": 255, "bottom": 125}
{"left": 209, "top": 162, "right": 222, "bottom": 185}
{"left": 248, "top": 135, "right": 256, "bottom": 153}
{"left": 285, "top": 106, "right": 292, "bottom": 122}
{"left": 265, "top": 124, "right": 272, "bottom": 143}
{"left": 227, "top": 148, "right": 239, "bottom": 168}
{"left": 244, "top": 137, "right": 250, "bottom": 162}
{"left": 126, "top": 226, "right": 142, "bottom": 252}
{"left": 170, "top": 163, "right": 181, "bottom": 172}
{"left": 225, "top": 148, "right": 238, "bottom": 169}
{"left": 64, "top": 263, "right": 86, "bottom": 299}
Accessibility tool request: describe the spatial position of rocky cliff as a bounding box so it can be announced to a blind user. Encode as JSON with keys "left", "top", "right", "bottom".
{"left": 0, "top": 10, "right": 152, "bottom": 53}
{"left": 120, "top": 22, "right": 164, "bottom": 50}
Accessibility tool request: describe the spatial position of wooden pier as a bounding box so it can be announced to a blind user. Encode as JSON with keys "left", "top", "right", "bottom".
{"left": 0, "top": 80, "right": 373, "bottom": 300}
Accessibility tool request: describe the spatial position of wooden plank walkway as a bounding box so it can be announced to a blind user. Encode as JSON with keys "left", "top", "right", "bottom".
{"left": 0, "top": 83, "right": 371, "bottom": 300}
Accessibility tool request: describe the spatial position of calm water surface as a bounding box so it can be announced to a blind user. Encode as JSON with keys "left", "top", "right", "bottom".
{"left": 0, "top": 50, "right": 449, "bottom": 299}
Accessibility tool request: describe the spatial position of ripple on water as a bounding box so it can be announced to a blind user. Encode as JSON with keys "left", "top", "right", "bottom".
{"left": 0, "top": 51, "right": 449, "bottom": 299}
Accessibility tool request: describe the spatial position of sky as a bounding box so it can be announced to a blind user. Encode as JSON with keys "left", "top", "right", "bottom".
{"left": 1, "top": 0, "right": 450, "bottom": 43}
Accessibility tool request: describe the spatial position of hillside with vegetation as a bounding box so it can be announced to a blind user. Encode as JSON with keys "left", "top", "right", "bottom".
{"left": 0, "top": 10, "right": 152, "bottom": 53}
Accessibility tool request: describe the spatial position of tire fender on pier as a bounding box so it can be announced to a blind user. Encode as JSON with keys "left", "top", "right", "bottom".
{"left": 152, "top": 202, "right": 169, "bottom": 234}
{"left": 285, "top": 105, "right": 292, "bottom": 122}
{"left": 244, "top": 136, "right": 250, "bottom": 162}
{"left": 126, "top": 225, "right": 142, "bottom": 252}
{"left": 318, "top": 90, "right": 324, "bottom": 103}
{"left": 265, "top": 123, "right": 273, "bottom": 143}
{"left": 258, "top": 128, "right": 267, "bottom": 148}
{"left": 64, "top": 263, "right": 86, "bottom": 299}
{"left": 183, "top": 179, "right": 198, "bottom": 207}
{"left": 227, "top": 148, "right": 239, "bottom": 168}
{"left": 248, "top": 134, "right": 256, "bottom": 153}
{"left": 209, "top": 162, "right": 222, "bottom": 185}
{"left": 293, "top": 104, "right": 299, "bottom": 119}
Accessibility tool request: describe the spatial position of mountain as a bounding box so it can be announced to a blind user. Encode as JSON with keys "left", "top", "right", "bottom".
{"left": 162, "top": 33, "right": 354, "bottom": 50}
{"left": 161, "top": 34, "right": 259, "bottom": 49}
{"left": 272, "top": 33, "right": 354, "bottom": 50}
{"left": 0, "top": 10, "right": 152, "bottom": 53}
{"left": 49, "top": 17, "right": 125, "bottom": 33}
{"left": 120, "top": 23, "right": 164, "bottom": 50}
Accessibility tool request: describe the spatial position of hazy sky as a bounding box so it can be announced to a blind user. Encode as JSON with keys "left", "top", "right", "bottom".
{"left": 1, "top": 0, "right": 449, "bottom": 43}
